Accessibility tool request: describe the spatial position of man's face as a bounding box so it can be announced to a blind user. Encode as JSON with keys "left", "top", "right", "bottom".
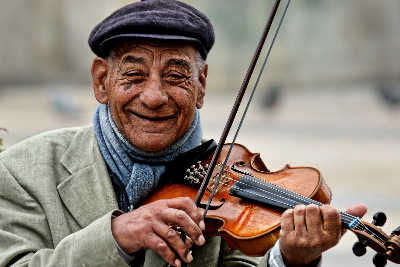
{"left": 93, "top": 41, "right": 206, "bottom": 152}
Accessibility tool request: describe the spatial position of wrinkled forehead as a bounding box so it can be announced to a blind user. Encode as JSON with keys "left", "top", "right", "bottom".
{"left": 109, "top": 40, "right": 198, "bottom": 62}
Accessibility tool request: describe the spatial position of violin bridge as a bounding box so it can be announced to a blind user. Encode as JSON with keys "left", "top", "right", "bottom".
{"left": 207, "top": 163, "right": 230, "bottom": 194}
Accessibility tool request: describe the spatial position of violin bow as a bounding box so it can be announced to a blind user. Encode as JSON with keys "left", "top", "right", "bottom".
{"left": 194, "top": 0, "right": 292, "bottom": 214}
{"left": 169, "top": 3, "right": 290, "bottom": 266}
{"left": 191, "top": 1, "right": 400, "bottom": 265}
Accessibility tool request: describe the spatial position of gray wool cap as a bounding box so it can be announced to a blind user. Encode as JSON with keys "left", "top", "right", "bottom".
{"left": 88, "top": 0, "right": 215, "bottom": 59}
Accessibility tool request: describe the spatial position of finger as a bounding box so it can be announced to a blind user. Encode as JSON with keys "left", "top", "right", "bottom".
{"left": 167, "top": 197, "right": 204, "bottom": 228}
{"left": 280, "top": 209, "right": 294, "bottom": 236}
{"left": 345, "top": 203, "right": 367, "bottom": 218}
{"left": 321, "top": 205, "right": 341, "bottom": 233}
{"left": 341, "top": 203, "right": 367, "bottom": 236}
{"left": 161, "top": 208, "right": 205, "bottom": 246}
{"left": 293, "top": 205, "right": 307, "bottom": 234}
{"left": 152, "top": 223, "right": 193, "bottom": 263}
{"left": 305, "top": 204, "right": 323, "bottom": 235}
{"left": 145, "top": 233, "right": 179, "bottom": 266}
{"left": 184, "top": 236, "right": 194, "bottom": 250}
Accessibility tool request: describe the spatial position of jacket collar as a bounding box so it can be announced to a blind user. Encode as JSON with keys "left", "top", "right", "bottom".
{"left": 57, "top": 126, "right": 119, "bottom": 228}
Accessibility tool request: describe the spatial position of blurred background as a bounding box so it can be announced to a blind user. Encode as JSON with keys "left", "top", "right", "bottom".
{"left": 0, "top": 0, "right": 399, "bottom": 266}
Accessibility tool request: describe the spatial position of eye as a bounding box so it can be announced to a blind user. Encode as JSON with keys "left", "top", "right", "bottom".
{"left": 124, "top": 71, "right": 146, "bottom": 84}
{"left": 168, "top": 73, "right": 184, "bottom": 80}
{"left": 125, "top": 71, "right": 143, "bottom": 77}
{"left": 164, "top": 71, "right": 188, "bottom": 84}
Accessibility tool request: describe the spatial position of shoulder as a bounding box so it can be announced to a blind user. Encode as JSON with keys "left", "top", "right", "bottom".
{"left": 0, "top": 125, "right": 96, "bottom": 185}
{"left": 0, "top": 126, "right": 93, "bottom": 162}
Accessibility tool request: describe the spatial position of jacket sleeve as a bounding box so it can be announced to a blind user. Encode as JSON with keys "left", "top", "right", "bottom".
{"left": 0, "top": 161, "right": 128, "bottom": 267}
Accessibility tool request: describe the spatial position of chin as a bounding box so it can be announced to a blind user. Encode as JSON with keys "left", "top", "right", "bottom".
{"left": 129, "top": 133, "right": 176, "bottom": 152}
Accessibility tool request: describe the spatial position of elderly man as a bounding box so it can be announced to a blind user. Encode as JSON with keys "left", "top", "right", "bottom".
{"left": 0, "top": 0, "right": 366, "bottom": 266}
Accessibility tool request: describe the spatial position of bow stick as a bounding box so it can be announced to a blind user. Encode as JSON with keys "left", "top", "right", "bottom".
{"left": 194, "top": 0, "right": 292, "bottom": 218}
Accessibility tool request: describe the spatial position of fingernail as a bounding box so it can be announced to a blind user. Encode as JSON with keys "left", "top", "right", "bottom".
{"left": 186, "top": 250, "right": 193, "bottom": 262}
{"left": 174, "top": 259, "right": 181, "bottom": 267}
{"left": 199, "top": 220, "right": 205, "bottom": 231}
{"left": 197, "top": 235, "right": 205, "bottom": 245}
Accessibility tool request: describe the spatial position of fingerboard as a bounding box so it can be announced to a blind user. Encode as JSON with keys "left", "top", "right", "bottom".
{"left": 229, "top": 175, "right": 361, "bottom": 229}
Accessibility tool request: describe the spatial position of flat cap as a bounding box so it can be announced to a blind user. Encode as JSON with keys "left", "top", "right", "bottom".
{"left": 88, "top": 0, "right": 215, "bottom": 59}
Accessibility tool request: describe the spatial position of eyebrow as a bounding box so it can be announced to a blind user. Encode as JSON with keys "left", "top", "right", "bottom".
{"left": 121, "top": 55, "right": 145, "bottom": 65}
{"left": 165, "top": 58, "right": 191, "bottom": 71}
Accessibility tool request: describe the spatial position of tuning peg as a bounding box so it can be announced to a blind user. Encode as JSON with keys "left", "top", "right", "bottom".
{"left": 372, "top": 212, "right": 387, "bottom": 227}
{"left": 373, "top": 253, "right": 387, "bottom": 267}
{"left": 391, "top": 226, "right": 400, "bottom": 236}
{"left": 352, "top": 241, "right": 367, "bottom": 257}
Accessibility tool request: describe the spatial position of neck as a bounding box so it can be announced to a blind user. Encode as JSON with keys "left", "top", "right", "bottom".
{"left": 229, "top": 174, "right": 361, "bottom": 229}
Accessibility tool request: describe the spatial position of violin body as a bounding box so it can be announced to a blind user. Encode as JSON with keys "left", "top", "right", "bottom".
{"left": 145, "top": 143, "right": 332, "bottom": 256}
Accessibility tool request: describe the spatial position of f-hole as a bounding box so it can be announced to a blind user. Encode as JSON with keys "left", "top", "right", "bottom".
{"left": 199, "top": 198, "right": 225, "bottom": 210}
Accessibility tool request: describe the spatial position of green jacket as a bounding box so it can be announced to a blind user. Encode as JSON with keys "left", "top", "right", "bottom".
{"left": 0, "top": 126, "right": 269, "bottom": 267}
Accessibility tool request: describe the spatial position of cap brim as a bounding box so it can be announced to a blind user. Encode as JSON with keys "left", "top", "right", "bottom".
{"left": 98, "top": 33, "right": 201, "bottom": 57}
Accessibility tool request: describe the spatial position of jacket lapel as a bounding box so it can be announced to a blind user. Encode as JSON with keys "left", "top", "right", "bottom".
{"left": 57, "top": 127, "right": 118, "bottom": 228}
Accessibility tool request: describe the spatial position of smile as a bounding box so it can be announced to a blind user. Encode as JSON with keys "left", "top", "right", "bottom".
{"left": 129, "top": 111, "right": 177, "bottom": 122}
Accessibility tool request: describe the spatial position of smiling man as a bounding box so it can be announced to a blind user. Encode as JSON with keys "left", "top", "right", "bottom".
{"left": 93, "top": 41, "right": 205, "bottom": 153}
{"left": 0, "top": 1, "right": 366, "bottom": 267}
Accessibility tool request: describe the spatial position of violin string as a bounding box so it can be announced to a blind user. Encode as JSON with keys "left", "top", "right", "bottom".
{"left": 233, "top": 178, "right": 387, "bottom": 244}
{"left": 248, "top": 180, "right": 387, "bottom": 244}
{"left": 199, "top": 170, "right": 387, "bottom": 245}
{"left": 352, "top": 223, "right": 386, "bottom": 245}
{"left": 247, "top": 178, "right": 386, "bottom": 244}
{"left": 195, "top": 149, "right": 385, "bottom": 242}
{"left": 203, "top": 0, "right": 292, "bottom": 218}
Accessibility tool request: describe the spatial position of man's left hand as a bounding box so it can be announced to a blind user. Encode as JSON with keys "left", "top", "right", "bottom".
{"left": 279, "top": 203, "right": 367, "bottom": 266}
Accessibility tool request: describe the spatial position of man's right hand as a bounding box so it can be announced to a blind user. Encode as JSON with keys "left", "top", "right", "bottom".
{"left": 111, "top": 197, "right": 206, "bottom": 267}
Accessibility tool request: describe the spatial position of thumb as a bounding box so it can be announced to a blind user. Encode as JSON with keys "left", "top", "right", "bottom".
{"left": 341, "top": 203, "right": 367, "bottom": 236}
{"left": 346, "top": 203, "right": 367, "bottom": 218}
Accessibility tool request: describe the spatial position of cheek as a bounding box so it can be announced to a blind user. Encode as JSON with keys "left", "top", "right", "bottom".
{"left": 169, "top": 88, "right": 196, "bottom": 113}
{"left": 108, "top": 84, "right": 140, "bottom": 127}
{"left": 110, "top": 82, "right": 139, "bottom": 106}
{"left": 171, "top": 90, "right": 197, "bottom": 131}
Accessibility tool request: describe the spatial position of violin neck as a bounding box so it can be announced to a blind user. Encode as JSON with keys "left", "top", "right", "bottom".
{"left": 229, "top": 175, "right": 361, "bottom": 230}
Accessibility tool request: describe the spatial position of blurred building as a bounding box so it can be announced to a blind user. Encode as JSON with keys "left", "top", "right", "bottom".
{"left": 0, "top": 0, "right": 399, "bottom": 89}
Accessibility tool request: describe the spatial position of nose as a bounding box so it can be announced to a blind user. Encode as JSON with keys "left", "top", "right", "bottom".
{"left": 140, "top": 77, "right": 168, "bottom": 109}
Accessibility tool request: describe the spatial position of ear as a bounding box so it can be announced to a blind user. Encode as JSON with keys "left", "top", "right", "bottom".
{"left": 91, "top": 57, "right": 109, "bottom": 104}
{"left": 196, "top": 64, "right": 208, "bottom": 109}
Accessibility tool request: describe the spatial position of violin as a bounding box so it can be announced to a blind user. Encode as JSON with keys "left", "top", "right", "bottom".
{"left": 149, "top": 0, "right": 400, "bottom": 265}
{"left": 145, "top": 142, "right": 400, "bottom": 266}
